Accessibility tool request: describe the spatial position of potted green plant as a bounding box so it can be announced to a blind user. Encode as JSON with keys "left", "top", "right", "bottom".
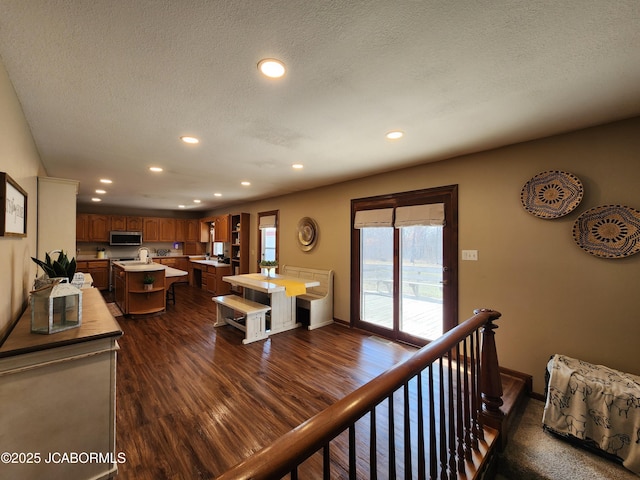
{"left": 31, "top": 250, "right": 77, "bottom": 287}
{"left": 259, "top": 259, "right": 278, "bottom": 277}
{"left": 143, "top": 274, "right": 155, "bottom": 290}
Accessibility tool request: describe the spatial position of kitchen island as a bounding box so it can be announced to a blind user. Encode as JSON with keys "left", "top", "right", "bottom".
{"left": 112, "top": 261, "right": 188, "bottom": 315}
{"left": 190, "top": 259, "right": 232, "bottom": 295}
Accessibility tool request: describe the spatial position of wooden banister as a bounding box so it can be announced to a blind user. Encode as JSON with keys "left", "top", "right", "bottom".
{"left": 216, "top": 308, "right": 503, "bottom": 480}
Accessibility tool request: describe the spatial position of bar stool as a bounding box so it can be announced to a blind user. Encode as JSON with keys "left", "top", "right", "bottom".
{"left": 166, "top": 283, "right": 177, "bottom": 305}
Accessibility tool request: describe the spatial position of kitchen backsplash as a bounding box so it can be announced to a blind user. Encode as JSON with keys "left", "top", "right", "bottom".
{"left": 76, "top": 242, "right": 182, "bottom": 259}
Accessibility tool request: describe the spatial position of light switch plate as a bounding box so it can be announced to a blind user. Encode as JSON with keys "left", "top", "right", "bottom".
{"left": 462, "top": 250, "right": 478, "bottom": 261}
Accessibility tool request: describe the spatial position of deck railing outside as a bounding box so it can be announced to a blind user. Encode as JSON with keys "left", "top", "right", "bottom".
{"left": 216, "top": 308, "right": 503, "bottom": 480}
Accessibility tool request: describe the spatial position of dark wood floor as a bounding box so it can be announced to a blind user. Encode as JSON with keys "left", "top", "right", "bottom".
{"left": 110, "top": 285, "right": 421, "bottom": 479}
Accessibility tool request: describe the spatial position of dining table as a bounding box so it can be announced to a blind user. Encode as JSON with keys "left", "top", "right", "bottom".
{"left": 222, "top": 273, "right": 320, "bottom": 334}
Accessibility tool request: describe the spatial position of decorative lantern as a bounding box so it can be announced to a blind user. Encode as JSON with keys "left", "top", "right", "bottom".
{"left": 30, "top": 280, "right": 83, "bottom": 334}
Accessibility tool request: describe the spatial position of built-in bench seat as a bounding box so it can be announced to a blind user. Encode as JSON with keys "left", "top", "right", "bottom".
{"left": 212, "top": 295, "right": 271, "bottom": 344}
{"left": 281, "top": 265, "right": 334, "bottom": 330}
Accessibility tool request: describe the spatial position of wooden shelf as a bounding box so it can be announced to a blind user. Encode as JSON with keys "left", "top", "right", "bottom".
{"left": 130, "top": 287, "right": 164, "bottom": 293}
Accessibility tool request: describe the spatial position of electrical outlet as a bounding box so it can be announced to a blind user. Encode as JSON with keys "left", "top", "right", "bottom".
{"left": 462, "top": 250, "right": 478, "bottom": 261}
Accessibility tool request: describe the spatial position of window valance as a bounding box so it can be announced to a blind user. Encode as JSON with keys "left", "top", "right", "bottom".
{"left": 394, "top": 203, "right": 445, "bottom": 227}
{"left": 353, "top": 208, "right": 394, "bottom": 228}
{"left": 259, "top": 215, "right": 277, "bottom": 229}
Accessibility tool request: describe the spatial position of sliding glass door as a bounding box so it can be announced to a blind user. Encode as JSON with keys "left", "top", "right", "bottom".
{"left": 399, "top": 224, "right": 444, "bottom": 339}
{"left": 351, "top": 186, "right": 457, "bottom": 346}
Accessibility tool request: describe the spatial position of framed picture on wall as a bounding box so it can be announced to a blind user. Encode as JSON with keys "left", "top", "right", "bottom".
{"left": 1, "top": 172, "right": 28, "bottom": 237}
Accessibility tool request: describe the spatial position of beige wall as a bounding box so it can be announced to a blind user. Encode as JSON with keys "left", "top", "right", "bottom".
{"left": 0, "top": 59, "right": 46, "bottom": 338}
{"left": 212, "top": 117, "right": 640, "bottom": 394}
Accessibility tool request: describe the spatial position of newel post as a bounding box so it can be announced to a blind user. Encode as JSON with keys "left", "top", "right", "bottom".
{"left": 475, "top": 308, "right": 504, "bottom": 432}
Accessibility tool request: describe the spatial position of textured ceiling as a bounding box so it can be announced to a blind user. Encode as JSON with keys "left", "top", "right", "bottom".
{"left": 1, "top": 1, "right": 639, "bottom": 212}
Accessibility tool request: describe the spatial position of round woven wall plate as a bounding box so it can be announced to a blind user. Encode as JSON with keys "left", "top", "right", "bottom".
{"left": 572, "top": 204, "right": 640, "bottom": 258}
{"left": 520, "top": 170, "right": 584, "bottom": 219}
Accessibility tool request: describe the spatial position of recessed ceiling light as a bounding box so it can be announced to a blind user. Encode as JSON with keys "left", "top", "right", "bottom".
{"left": 149, "top": 166, "right": 163, "bottom": 172}
{"left": 91, "top": 197, "right": 102, "bottom": 202}
{"left": 258, "top": 58, "right": 286, "bottom": 78}
{"left": 95, "top": 189, "right": 106, "bottom": 194}
{"left": 241, "top": 181, "right": 251, "bottom": 186}
{"left": 385, "top": 130, "right": 404, "bottom": 140}
{"left": 180, "top": 136, "right": 199, "bottom": 144}
{"left": 100, "top": 178, "right": 112, "bottom": 184}
{"left": 193, "top": 199, "right": 201, "bottom": 204}
{"left": 178, "top": 205, "right": 186, "bottom": 208}
{"left": 214, "top": 192, "right": 222, "bottom": 197}
{"left": 292, "top": 163, "right": 304, "bottom": 169}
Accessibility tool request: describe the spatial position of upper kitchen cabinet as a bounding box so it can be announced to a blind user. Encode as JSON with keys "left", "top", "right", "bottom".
{"left": 185, "top": 219, "right": 200, "bottom": 242}
{"left": 199, "top": 219, "right": 211, "bottom": 243}
{"left": 143, "top": 217, "right": 159, "bottom": 242}
{"left": 88, "top": 214, "right": 110, "bottom": 242}
{"left": 214, "top": 215, "right": 230, "bottom": 242}
{"left": 127, "top": 216, "right": 143, "bottom": 231}
{"left": 159, "top": 217, "right": 176, "bottom": 242}
{"left": 175, "top": 219, "right": 186, "bottom": 242}
{"left": 110, "top": 215, "right": 143, "bottom": 231}
{"left": 76, "top": 213, "right": 89, "bottom": 242}
{"left": 110, "top": 215, "right": 126, "bottom": 231}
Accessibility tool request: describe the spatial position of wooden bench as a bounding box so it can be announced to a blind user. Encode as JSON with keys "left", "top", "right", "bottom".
{"left": 281, "top": 265, "right": 334, "bottom": 330}
{"left": 212, "top": 295, "right": 271, "bottom": 344}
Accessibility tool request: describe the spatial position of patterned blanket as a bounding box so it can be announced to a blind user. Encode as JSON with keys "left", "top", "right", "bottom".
{"left": 543, "top": 354, "right": 640, "bottom": 475}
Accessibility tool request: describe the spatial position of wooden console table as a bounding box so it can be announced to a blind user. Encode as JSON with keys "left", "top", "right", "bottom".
{"left": 0, "top": 287, "right": 123, "bottom": 480}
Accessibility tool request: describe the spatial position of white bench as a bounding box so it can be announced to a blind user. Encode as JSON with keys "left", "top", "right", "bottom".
{"left": 212, "top": 295, "right": 271, "bottom": 344}
{"left": 281, "top": 265, "right": 334, "bottom": 330}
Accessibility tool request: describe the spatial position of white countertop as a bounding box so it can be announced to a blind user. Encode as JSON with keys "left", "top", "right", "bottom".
{"left": 190, "top": 259, "right": 230, "bottom": 267}
{"left": 165, "top": 266, "right": 188, "bottom": 278}
{"left": 111, "top": 260, "right": 168, "bottom": 272}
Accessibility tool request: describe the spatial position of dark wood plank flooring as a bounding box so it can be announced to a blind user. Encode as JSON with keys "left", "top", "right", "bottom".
{"left": 111, "top": 285, "right": 420, "bottom": 479}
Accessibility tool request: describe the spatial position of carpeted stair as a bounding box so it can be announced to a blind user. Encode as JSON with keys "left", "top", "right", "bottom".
{"left": 496, "top": 398, "right": 637, "bottom": 480}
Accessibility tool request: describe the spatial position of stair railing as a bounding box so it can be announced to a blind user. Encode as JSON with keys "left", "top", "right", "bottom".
{"left": 216, "top": 308, "right": 503, "bottom": 480}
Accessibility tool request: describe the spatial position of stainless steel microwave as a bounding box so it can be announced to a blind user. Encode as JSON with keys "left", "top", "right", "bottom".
{"left": 109, "top": 231, "right": 143, "bottom": 246}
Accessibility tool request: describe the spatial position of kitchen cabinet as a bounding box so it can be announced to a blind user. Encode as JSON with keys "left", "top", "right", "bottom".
{"left": 204, "top": 271, "right": 217, "bottom": 294}
{"left": 189, "top": 262, "right": 230, "bottom": 294}
{"left": 76, "top": 214, "right": 110, "bottom": 242}
{"left": 199, "top": 220, "right": 211, "bottom": 243}
{"left": 175, "top": 219, "right": 186, "bottom": 242}
{"left": 159, "top": 217, "right": 176, "bottom": 242}
{"left": 127, "top": 216, "right": 143, "bottom": 231}
{"left": 76, "top": 259, "right": 109, "bottom": 290}
{"left": 185, "top": 219, "right": 199, "bottom": 242}
{"left": 184, "top": 241, "right": 205, "bottom": 255}
{"left": 230, "top": 213, "right": 250, "bottom": 276}
{"left": 143, "top": 217, "right": 159, "bottom": 242}
{"left": 76, "top": 213, "right": 89, "bottom": 242}
{"left": 214, "top": 214, "right": 230, "bottom": 242}
{"left": 88, "top": 214, "right": 110, "bottom": 242}
{"left": 111, "top": 215, "right": 143, "bottom": 231}
{"left": 76, "top": 212, "right": 196, "bottom": 244}
{"left": 110, "top": 215, "right": 126, "bottom": 231}
{"left": 213, "top": 265, "right": 232, "bottom": 295}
